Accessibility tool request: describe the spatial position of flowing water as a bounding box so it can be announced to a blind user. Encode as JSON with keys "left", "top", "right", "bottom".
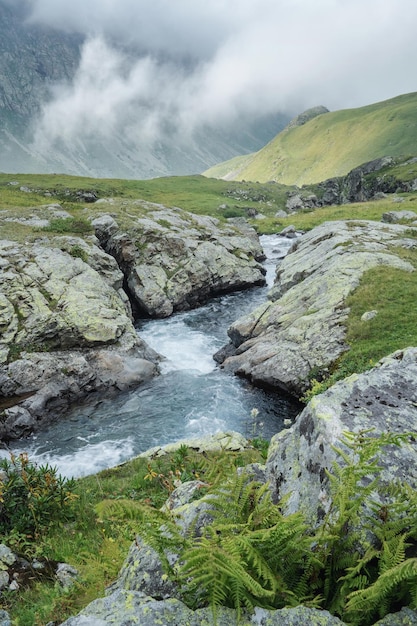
{"left": 1, "top": 235, "right": 301, "bottom": 478}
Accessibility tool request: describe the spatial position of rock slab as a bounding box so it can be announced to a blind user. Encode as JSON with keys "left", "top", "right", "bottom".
{"left": 218, "top": 220, "right": 415, "bottom": 396}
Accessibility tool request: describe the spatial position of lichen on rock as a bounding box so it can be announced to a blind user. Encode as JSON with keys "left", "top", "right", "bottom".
{"left": 217, "top": 220, "right": 415, "bottom": 396}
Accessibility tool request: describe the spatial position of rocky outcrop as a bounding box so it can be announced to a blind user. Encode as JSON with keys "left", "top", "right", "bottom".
{"left": 265, "top": 347, "right": 417, "bottom": 522}
{"left": 0, "top": 202, "right": 267, "bottom": 438}
{"left": 92, "top": 205, "right": 266, "bottom": 318}
{"left": 284, "top": 105, "right": 330, "bottom": 130}
{"left": 317, "top": 156, "right": 416, "bottom": 206}
{"left": 283, "top": 156, "right": 417, "bottom": 212}
{"left": 382, "top": 209, "right": 417, "bottom": 223}
{"left": 216, "top": 220, "right": 416, "bottom": 396}
{"left": 59, "top": 593, "right": 346, "bottom": 625}
{"left": 0, "top": 543, "right": 77, "bottom": 595}
{"left": 0, "top": 236, "right": 159, "bottom": 440}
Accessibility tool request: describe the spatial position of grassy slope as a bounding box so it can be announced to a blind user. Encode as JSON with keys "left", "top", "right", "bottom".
{"left": 204, "top": 92, "right": 417, "bottom": 185}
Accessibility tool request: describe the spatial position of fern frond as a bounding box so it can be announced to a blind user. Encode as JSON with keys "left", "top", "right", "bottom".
{"left": 179, "top": 534, "right": 276, "bottom": 617}
{"left": 95, "top": 498, "right": 185, "bottom": 572}
{"left": 346, "top": 557, "right": 417, "bottom": 616}
{"left": 379, "top": 534, "right": 408, "bottom": 574}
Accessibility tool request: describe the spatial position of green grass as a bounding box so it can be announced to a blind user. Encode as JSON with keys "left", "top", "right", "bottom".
{"left": 3, "top": 446, "right": 264, "bottom": 625}
{"left": 205, "top": 92, "right": 417, "bottom": 185}
{"left": 253, "top": 195, "right": 417, "bottom": 234}
{"left": 303, "top": 247, "right": 417, "bottom": 401}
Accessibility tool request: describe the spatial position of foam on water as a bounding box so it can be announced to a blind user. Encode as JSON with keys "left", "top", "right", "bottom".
{"left": 0, "top": 438, "right": 135, "bottom": 479}
{"left": 1, "top": 235, "right": 302, "bottom": 477}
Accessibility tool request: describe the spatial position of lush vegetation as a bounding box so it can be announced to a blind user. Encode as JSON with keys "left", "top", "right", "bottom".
{"left": 0, "top": 445, "right": 264, "bottom": 625}
{"left": 2, "top": 432, "right": 417, "bottom": 625}
{"left": 204, "top": 91, "right": 417, "bottom": 185}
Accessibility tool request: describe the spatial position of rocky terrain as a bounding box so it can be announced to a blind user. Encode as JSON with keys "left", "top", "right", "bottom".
{"left": 216, "top": 219, "right": 416, "bottom": 396}
{"left": 1, "top": 180, "right": 417, "bottom": 624}
{"left": 54, "top": 347, "right": 417, "bottom": 626}
{"left": 0, "top": 202, "right": 265, "bottom": 440}
{"left": 92, "top": 202, "right": 266, "bottom": 318}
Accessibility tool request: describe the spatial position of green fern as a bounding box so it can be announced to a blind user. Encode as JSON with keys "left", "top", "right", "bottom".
{"left": 346, "top": 558, "right": 417, "bottom": 617}
{"left": 95, "top": 498, "right": 185, "bottom": 574}
{"left": 95, "top": 431, "right": 417, "bottom": 626}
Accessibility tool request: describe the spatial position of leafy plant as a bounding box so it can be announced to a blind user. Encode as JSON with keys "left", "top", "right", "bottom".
{"left": 178, "top": 474, "right": 314, "bottom": 618}
{"left": 0, "top": 453, "right": 78, "bottom": 536}
{"left": 115, "top": 430, "right": 416, "bottom": 625}
{"left": 69, "top": 244, "right": 89, "bottom": 262}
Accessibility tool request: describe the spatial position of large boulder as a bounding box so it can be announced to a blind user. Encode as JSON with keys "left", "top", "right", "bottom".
{"left": 217, "top": 220, "right": 415, "bottom": 396}
{"left": 265, "top": 347, "right": 417, "bottom": 522}
{"left": 59, "top": 588, "right": 346, "bottom": 625}
{"left": 92, "top": 206, "right": 266, "bottom": 318}
{"left": 0, "top": 237, "right": 159, "bottom": 440}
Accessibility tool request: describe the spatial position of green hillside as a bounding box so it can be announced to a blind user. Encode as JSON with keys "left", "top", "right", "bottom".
{"left": 204, "top": 92, "right": 417, "bottom": 185}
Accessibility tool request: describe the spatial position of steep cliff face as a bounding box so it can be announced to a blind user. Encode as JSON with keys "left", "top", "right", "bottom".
{"left": 0, "top": 2, "right": 81, "bottom": 118}
{"left": 0, "top": 1, "right": 81, "bottom": 172}
{"left": 0, "top": 1, "right": 288, "bottom": 178}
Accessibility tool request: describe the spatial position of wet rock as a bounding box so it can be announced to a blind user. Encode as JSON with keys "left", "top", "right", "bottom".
{"left": 0, "top": 238, "right": 159, "bottom": 440}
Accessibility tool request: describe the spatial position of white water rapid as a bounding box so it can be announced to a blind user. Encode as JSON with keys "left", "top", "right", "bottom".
{"left": 1, "top": 235, "right": 301, "bottom": 478}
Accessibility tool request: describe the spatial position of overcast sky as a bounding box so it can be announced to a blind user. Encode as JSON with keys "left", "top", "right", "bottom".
{"left": 24, "top": 0, "right": 417, "bottom": 152}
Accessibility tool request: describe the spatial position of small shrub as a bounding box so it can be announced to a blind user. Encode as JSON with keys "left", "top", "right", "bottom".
{"left": 0, "top": 453, "right": 78, "bottom": 536}
{"left": 69, "top": 244, "right": 89, "bottom": 263}
{"left": 42, "top": 217, "right": 93, "bottom": 234}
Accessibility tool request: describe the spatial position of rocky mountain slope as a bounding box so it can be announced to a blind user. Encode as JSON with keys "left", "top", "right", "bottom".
{"left": 204, "top": 92, "right": 417, "bottom": 185}
{"left": 0, "top": 1, "right": 288, "bottom": 179}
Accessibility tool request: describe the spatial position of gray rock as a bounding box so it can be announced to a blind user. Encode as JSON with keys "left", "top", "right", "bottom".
{"left": 265, "top": 347, "right": 417, "bottom": 522}
{"left": 361, "top": 310, "right": 378, "bottom": 321}
{"left": 0, "top": 238, "right": 159, "bottom": 440}
{"left": 0, "top": 544, "right": 16, "bottom": 567}
{"left": 93, "top": 207, "right": 266, "bottom": 318}
{"left": 138, "top": 431, "right": 250, "bottom": 459}
{"left": 286, "top": 195, "right": 304, "bottom": 212}
{"left": 0, "top": 610, "right": 11, "bottom": 626}
{"left": 279, "top": 224, "right": 297, "bottom": 237}
{"left": 59, "top": 587, "right": 346, "bottom": 625}
{"left": 0, "top": 572, "right": 10, "bottom": 592}
{"left": 0, "top": 348, "right": 158, "bottom": 440}
{"left": 285, "top": 106, "right": 330, "bottom": 129}
{"left": 111, "top": 541, "right": 179, "bottom": 600}
{"left": 382, "top": 210, "right": 417, "bottom": 223}
{"left": 373, "top": 607, "right": 417, "bottom": 625}
{"left": 219, "top": 220, "right": 415, "bottom": 396}
{"left": 319, "top": 156, "right": 397, "bottom": 205}
{"left": 56, "top": 563, "right": 79, "bottom": 589}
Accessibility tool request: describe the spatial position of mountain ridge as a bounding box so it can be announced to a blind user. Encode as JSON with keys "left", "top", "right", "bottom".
{"left": 204, "top": 92, "right": 417, "bottom": 185}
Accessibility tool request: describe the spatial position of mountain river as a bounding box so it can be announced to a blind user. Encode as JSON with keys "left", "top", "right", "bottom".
{"left": 1, "top": 235, "right": 302, "bottom": 478}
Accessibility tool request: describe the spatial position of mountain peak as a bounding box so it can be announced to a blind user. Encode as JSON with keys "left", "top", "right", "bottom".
{"left": 285, "top": 105, "right": 330, "bottom": 130}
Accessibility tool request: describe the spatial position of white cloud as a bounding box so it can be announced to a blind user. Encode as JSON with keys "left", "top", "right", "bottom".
{"left": 29, "top": 0, "right": 417, "bottom": 155}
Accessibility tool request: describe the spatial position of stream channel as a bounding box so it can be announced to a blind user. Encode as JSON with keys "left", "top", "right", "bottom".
{"left": 2, "top": 235, "right": 302, "bottom": 478}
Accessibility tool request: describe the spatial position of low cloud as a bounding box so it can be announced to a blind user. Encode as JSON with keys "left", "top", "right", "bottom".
{"left": 29, "top": 0, "right": 417, "bottom": 156}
